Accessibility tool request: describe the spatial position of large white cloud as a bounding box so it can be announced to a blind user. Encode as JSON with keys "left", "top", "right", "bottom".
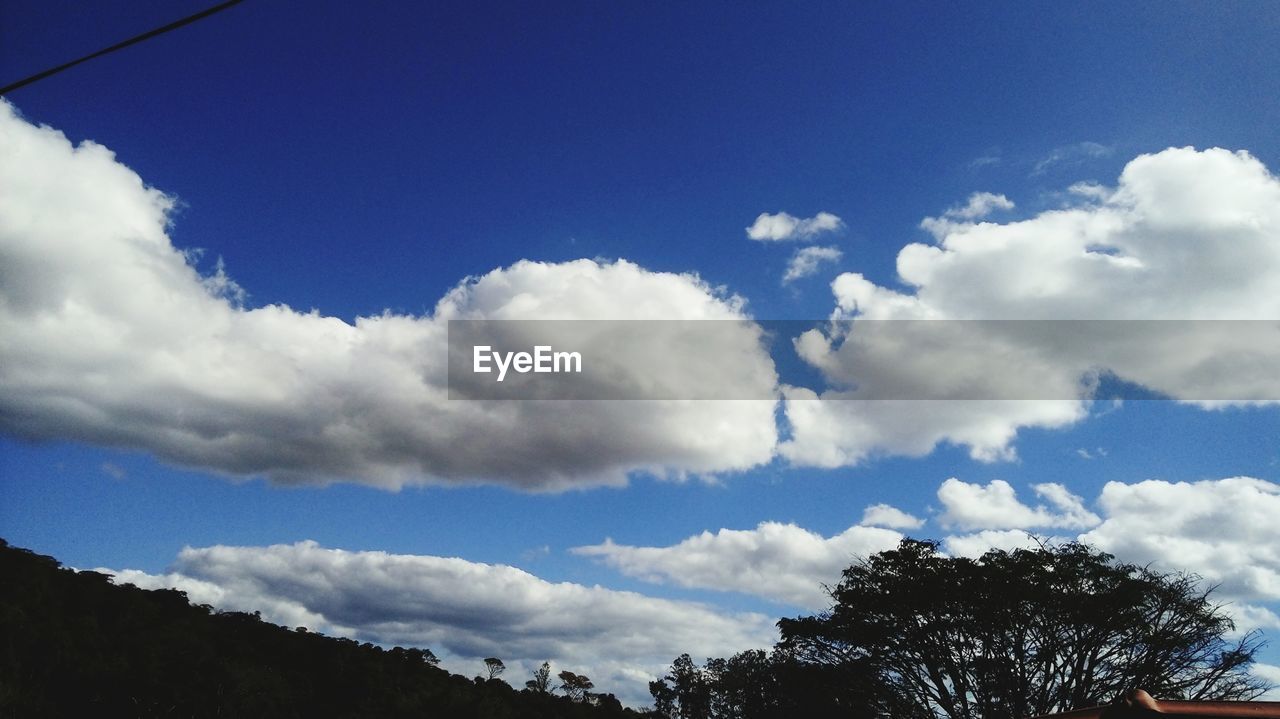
{"left": 1081, "top": 477, "right": 1280, "bottom": 602}
{"left": 936, "top": 476, "right": 1280, "bottom": 634}
{"left": 104, "top": 541, "right": 777, "bottom": 706}
{"left": 573, "top": 520, "right": 904, "bottom": 609}
{"left": 0, "top": 101, "right": 779, "bottom": 490}
{"left": 783, "top": 147, "right": 1280, "bottom": 468}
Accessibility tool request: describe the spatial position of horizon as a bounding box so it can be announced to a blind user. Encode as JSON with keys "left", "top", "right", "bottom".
{"left": 3, "top": 1, "right": 1280, "bottom": 706}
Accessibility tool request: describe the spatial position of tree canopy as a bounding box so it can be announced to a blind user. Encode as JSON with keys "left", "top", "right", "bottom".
{"left": 777, "top": 539, "right": 1269, "bottom": 719}
{"left": 650, "top": 539, "right": 1270, "bottom": 719}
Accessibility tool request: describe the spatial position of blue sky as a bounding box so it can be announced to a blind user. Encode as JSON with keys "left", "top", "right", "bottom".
{"left": 4, "top": 0, "right": 1280, "bottom": 704}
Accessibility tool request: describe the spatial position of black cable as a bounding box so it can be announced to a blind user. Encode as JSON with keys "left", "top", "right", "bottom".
{"left": 0, "top": 0, "right": 247, "bottom": 96}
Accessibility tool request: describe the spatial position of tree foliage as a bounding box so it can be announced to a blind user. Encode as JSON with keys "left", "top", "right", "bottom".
{"left": 526, "top": 661, "right": 553, "bottom": 694}
{"left": 484, "top": 657, "right": 506, "bottom": 680}
{"left": 777, "top": 539, "right": 1269, "bottom": 719}
{"left": 650, "top": 539, "right": 1269, "bottom": 719}
{"left": 648, "top": 648, "right": 919, "bottom": 719}
{"left": 559, "top": 670, "right": 595, "bottom": 702}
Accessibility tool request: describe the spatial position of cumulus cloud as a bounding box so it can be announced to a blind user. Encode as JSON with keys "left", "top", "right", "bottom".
{"left": 1081, "top": 477, "right": 1280, "bottom": 602}
{"left": 782, "top": 146, "right": 1280, "bottom": 468}
{"left": 860, "top": 503, "right": 924, "bottom": 530}
{"left": 782, "top": 245, "right": 842, "bottom": 284}
{"left": 573, "top": 521, "right": 903, "bottom": 609}
{"left": 930, "top": 475, "right": 1280, "bottom": 634}
{"left": 0, "top": 101, "right": 779, "bottom": 491}
{"left": 937, "top": 479, "right": 1100, "bottom": 531}
{"left": 104, "top": 541, "right": 777, "bottom": 706}
{"left": 746, "top": 211, "right": 843, "bottom": 242}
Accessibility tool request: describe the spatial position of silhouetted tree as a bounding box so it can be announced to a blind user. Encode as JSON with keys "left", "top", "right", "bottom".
{"left": 649, "top": 678, "right": 678, "bottom": 718}
{"left": 483, "top": 656, "right": 506, "bottom": 680}
{"left": 526, "top": 660, "right": 553, "bottom": 694}
{"left": 650, "top": 647, "right": 907, "bottom": 719}
{"left": 559, "top": 670, "right": 594, "bottom": 702}
{"left": 778, "top": 539, "right": 1270, "bottom": 719}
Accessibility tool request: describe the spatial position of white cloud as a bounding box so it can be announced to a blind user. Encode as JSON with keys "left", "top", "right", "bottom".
{"left": 564, "top": 476, "right": 1280, "bottom": 652}
{"left": 782, "top": 245, "right": 842, "bottom": 284}
{"left": 937, "top": 475, "right": 1280, "bottom": 635}
{"left": 573, "top": 521, "right": 903, "bottom": 609}
{"left": 0, "top": 101, "right": 780, "bottom": 491}
{"left": 1081, "top": 477, "right": 1280, "bottom": 603}
{"left": 937, "top": 479, "right": 1100, "bottom": 531}
{"left": 746, "top": 211, "right": 843, "bottom": 242}
{"left": 1254, "top": 664, "right": 1280, "bottom": 701}
{"left": 104, "top": 541, "right": 777, "bottom": 706}
{"left": 942, "top": 529, "right": 1049, "bottom": 558}
{"left": 782, "top": 146, "right": 1280, "bottom": 468}
{"left": 860, "top": 503, "right": 924, "bottom": 530}
{"left": 920, "top": 192, "right": 1014, "bottom": 238}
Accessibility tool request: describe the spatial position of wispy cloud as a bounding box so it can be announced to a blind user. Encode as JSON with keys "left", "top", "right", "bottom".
{"left": 100, "top": 462, "right": 126, "bottom": 480}
{"left": 969, "top": 154, "right": 1002, "bottom": 169}
{"left": 782, "top": 245, "right": 842, "bottom": 284}
{"left": 1032, "top": 141, "right": 1113, "bottom": 175}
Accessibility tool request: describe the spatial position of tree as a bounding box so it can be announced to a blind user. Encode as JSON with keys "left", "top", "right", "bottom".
{"left": 483, "top": 656, "right": 505, "bottom": 680}
{"left": 666, "top": 654, "right": 712, "bottom": 719}
{"left": 778, "top": 539, "right": 1270, "bottom": 719}
{"left": 651, "top": 648, "right": 907, "bottom": 719}
{"left": 705, "top": 650, "right": 777, "bottom": 719}
{"left": 649, "top": 678, "right": 678, "bottom": 718}
{"left": 558, "top": 670, "right": 594, "bottom": 702}
{"left": 525, "top": 661, "right": 552, "bottom": 694}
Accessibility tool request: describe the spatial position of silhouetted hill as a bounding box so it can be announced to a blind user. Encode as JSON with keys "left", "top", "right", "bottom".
{"left": 0, "top": 538, "right": 638, "bottom": 718}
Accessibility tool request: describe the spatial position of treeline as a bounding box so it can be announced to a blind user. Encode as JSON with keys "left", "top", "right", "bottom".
{"left": 0, "top": 539, "right": 635, "bottom": 718}
{"left": 2, "top": 538, "right": 1270, "bottom": 718}
{"left": 646, "top": 648, "right": 906, "bottom": 719}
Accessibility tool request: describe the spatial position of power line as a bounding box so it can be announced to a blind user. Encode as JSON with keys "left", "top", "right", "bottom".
{"left": 0, "top": 0, "right": 247, "bottom": 96}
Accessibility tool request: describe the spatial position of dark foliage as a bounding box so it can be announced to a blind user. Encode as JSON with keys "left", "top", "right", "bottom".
{"left": 777, "top": 539, "right": 1270, "bottom": 719}
{"left": 651, "top": 539, "right": 1270, "bottom": 719}
{"left": 0, "top": 539, "right": 636, "bottom": 718}
{"left": 647, "top": 648, "right": 924, "bottom": 719}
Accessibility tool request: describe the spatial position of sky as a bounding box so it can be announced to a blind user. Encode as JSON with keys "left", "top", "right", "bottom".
{"left": 4, "top": 0, "right": 1280, "bottom": 706}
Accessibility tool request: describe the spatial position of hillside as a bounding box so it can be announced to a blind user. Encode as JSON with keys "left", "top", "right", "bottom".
{"left": 0, "top": 539, "right": 639, "bottom": 718}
